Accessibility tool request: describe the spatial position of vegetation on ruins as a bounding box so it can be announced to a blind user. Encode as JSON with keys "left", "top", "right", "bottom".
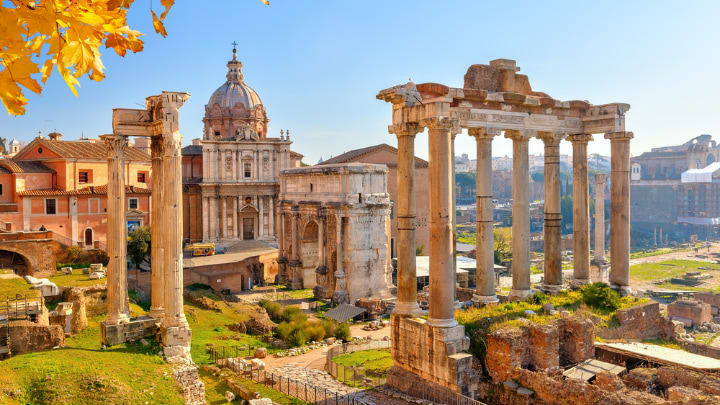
{"left": 332, "top": 348, "right": 393, "bottom": 377}
{"left": 457, "top": 285, "right": 649, "bottom": 369}
{"left": 259, "top": 300, "right": 350, "bottom": 346}
{"left": 0, "top": 0, "right": 269, "bottom": 116}
{"left": 49, "top": 268, "right": 107, "bottom": 287}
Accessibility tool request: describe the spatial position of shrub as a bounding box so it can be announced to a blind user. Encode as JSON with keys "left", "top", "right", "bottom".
{"left": 64, "top": 245, "right": 84, "bottom": 264}
{"left": 321, "top": 319, "right": 337, "bottom": 337}
{"left": 282, "top": 306, "right": 306, "bottom": 323}
{"left": 580, "top": 282, "right": 621, "bottom": 312}
{"left": 335, "top": 322, "right": 351, "bottom": 341}
{"left": 292, "top": 328, "right": 309, "bottom": 346}
{"left": 527, "top": 291, "right": 549, "bottom": 306}
{"left": 259, "top": 300, "right": 284, "bottom": 322}
{"left": 276, "top": 322, "right": 294, "bottom": 342}
{"left": 305, "top": 322, "right": 326, "bottom": 342}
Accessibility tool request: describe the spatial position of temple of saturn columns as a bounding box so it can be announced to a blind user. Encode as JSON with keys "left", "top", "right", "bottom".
{"left": 100, "top": 91, "right": 194, "bottom": 362}
{"left": 377, "top": 59, "right": 632, "bottom": 395}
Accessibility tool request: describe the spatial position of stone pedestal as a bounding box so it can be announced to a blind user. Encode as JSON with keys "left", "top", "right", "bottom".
{"left": 101, "top": 316, "right": 159, "bottom": 347}
{"left": 505, "top": 130, "right": 532, "bottom": 300}
{"left": 389, "top": 314, "right": 478, "bottom": 396}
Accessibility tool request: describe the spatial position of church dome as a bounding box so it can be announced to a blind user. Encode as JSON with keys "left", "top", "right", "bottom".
{"left": 207, "top": 48, "right": 262, "bottom": 110}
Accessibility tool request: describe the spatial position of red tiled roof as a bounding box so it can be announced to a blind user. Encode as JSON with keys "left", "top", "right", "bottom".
{"left": 290, "top": 150, "right": 304, "bottom": 158}
{"left": 319, "top": 143, "right": 429, "bottom": 168}
{"left": 18, "top": 185, "right": 151, "bottom": 197}
{"left": 0, "top": 158, "right": 54, "bottom": 174}
{"left": 17, "top": 137, "right": 150, "bottom": 161}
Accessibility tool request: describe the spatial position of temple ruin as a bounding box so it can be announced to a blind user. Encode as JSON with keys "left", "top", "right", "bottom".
{"left": 276, "top": 163, "right": 393, "bottom": 303}
{"left": 377, "top": 58, "right": 633, "bottom": 395}
{"left": 100, "top": 92, "right": 193, "bottom": 362}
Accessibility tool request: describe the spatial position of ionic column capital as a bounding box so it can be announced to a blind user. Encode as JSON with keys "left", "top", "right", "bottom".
{"left": 605, "top": 131, "right": 634, "bottom": 142}
{"left": 504, "top": 129, "right": 533, "bottom": 142}
{"left": 468, "top": 127, "right": 500, "bottom": 140}
{"left": 101, "top": 134, "right": 128, "bottom": 159}
{"left": 536, "top": 131, "right": 565, "bottom": 146}
{"left": 389, "top": 123, "right": 422, "bottom": 138}
{"left": 420, "top": 117, "right": 460, "bottom": 133}
{"left": 567, "top": 134, "right": 594, "bottom": 144}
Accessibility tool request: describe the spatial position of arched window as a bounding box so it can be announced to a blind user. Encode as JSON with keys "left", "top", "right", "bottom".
{"left": 84, "top": 228, "right": 93, "bottom": 247}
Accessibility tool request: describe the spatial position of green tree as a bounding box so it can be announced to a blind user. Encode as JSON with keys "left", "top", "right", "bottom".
{"left": 127, "top": 226, "right": 151, "bottom": 269}
{"left": 493, "top": 227, "right": 512, "bottom": 264}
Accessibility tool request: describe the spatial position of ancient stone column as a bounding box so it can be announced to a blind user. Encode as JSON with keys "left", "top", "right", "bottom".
{"left": 594, "top": 174, "right": 607, "bottom": 262}
{"left": 606, "top": 131, "right": 634, "bottom": 295}
{"left": 317, "top": 209, "right": 326, "bottom": 271}
{"left": 505, "top": 130, "right": 532, "bottom": 300}
{"left": 149, "top": 135, "right": 165, "bottom": 320}
{"left": 288, "top": 207, "right": 302, "bottom": 289}
{"left": 469, "top": 128, "right": 498, "bottom": 304}
{"left": 424, "top": 117, "right": 459, "bottom": 328}
{"left": 389, "top": 123, "right": 422, "bottom": 316}
{"left": 102, "top": 134, "right": 130, "bottom": 325}
{"left": 269, "top": 197, "right": 275, "bottom": 237}
{"left": 333, "top": 213, "right": 349, "bottom": 304}
{"left": 538, "top": 132, "right": 564, "bottom": 292}
{"left": 569, "top": 134, "right": 593, "bottom": 285}
{"left": 259, "top": 196, "right": 265, "bottom": 238}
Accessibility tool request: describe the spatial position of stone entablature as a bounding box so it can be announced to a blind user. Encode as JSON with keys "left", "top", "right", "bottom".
{"left": 277, "top": 164, "right": 392, "bottom": 303}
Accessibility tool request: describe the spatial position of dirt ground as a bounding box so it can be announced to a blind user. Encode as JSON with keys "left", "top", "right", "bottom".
{"left": 629, "top": 242, "right": 720, "bottom": 293}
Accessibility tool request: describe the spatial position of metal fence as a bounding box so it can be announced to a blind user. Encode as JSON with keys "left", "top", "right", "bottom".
{"left": 325, "top": 340, "right": 392, "bottom": 388}
{"left": 208, "top": 346, "right": 374, "bottom": 405}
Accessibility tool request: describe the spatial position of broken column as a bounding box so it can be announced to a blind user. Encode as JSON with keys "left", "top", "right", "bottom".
{"left": 391, "top": 123, "right": 423, "bottom": 315}
{"left": 505, "top": 129, "right": 532, "bottom": 300}
{"left": 538, "top": 132, "right": 564, "bottom": 292}
{"left": 569, "top": 134, "right": 592, "bottom": 286}
{"left": 606, "top": 131, "right": 634, "bottom": 295}
{"left": 469, "top": 127, "right": 498, "bottom": 304}
{"left": 149, "top": 135, "right": 165, "bottom": 320}
{"left": 101, "top": 134, "right": 130, "bottom": 325}
{"left": 424, "top": 117, "right": 458, "bottom": 327}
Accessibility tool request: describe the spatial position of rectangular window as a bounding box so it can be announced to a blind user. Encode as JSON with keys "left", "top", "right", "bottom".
{"left": 128, "top": 198, "right": 139, "bottom": 210}
{"left": 88, "top": 198, "right": 100, "bottom": 213}
{"left": 45, "top": 198, "right": 56, "bottom": 215}
{"left": 78, "top": 171, "right": 89, "bottom": 183}
{"left": 137, "top": 172, "right": 147, "bottom": 183}
{"left": 0, "top": 184, "right": 3, "bottom": 195}
{"left": 244, "top": 163, "right": 252, "bottom": 178}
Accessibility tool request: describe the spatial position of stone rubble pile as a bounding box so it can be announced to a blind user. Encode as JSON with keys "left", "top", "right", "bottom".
{"left": 273, "top": 340, "right": 328, "bottom": 357}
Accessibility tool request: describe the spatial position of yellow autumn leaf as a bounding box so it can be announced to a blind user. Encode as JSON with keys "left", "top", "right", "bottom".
{"left": 151, "top": 10, "right": 167, "bottom": 37}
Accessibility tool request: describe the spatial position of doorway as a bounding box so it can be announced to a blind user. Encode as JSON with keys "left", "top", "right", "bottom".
{"left": 243, "top": 218, "right": 254, "bottom": 240}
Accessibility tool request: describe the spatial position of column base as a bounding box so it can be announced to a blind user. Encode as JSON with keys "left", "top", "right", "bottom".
{"left": 611, "top": 284, "right": 633, "bottom": 297}
{"left": 472, "top": 294, "right": 499, "bottom": 305}
{"left": 392, "top": 300, "right": 423, "bottom": 317}
{"left": 148, "top": 308, "right": 165, "bottom": 320}
{"left": 426, "top": 317, "right": 458, "bottom": 328}
{"left": 540, "top": 284, "right": 565, "bottom": 294}
{"left": 104, "top": 312, "right": 130, "bottom": 326}
{"left": 160, "top": 323, "right": 193, "bottom": 364}
{"left": 570, "top": 278, "right": 591, "bottom": 288}
{"left": 101, "top": 316, "right": 159, "bottom": 347}
{"left": 508, "top": 289, "right": 533, "bottom": 301}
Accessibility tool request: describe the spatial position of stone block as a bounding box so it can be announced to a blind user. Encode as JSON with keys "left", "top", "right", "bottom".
{"left": 2, "top": 321, "right": 64, "bottom": 355}
{"left": 558, "top": 317, "right": 594, "bottom": 365}
{"left": 594, "top": 371, "right": 625, "bottom": 391}
{"left": 60, "top": 267, "right": 72, "bottom": 275}
{"left": 623, "top": 367, "right": 658, "bottom": 392}
{"left": 667, "top": 385, "right": 703, "bottom": 402}
{"left": 528, "top": 323, "right": 559, "bottom": 370}
{"left": 254, "top": 347, "right": 267, "bottom": 358}
{"left": 101, "top": 316, "right": 159, "bottom": 347}
{"left": 667, "top": 300, "right": 712, "bottom": 327}
{"left": 486, "top": 327, "right": 529, "bottom": 382}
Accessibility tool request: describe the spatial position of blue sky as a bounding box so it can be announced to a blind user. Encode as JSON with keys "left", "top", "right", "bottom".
{"left": 3, "top": 1, "right": 720, "bottom": 164}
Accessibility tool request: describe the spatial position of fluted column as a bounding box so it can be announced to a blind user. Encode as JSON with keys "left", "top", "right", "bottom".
{"left": 505, "top": 130, "right": 532, "bottom": 300}
{"left": 390, "top": 123, "right": 422, "bottom": 316}
{"left": 469, "top": 128, "right": 499, "bottom": 304}
{"left": 538, "top": 132, "right": 564, "bottom": 292}
{"left": 569, "top": 134, "right": 593, "bottom": 285}
{"left": 594, "top": 174, "right": 607, "bottom": 262}
{"left": 102, "top": 134, "right": 130, "bottom": 325}
{"left": 317, "top": 209, "right": 326, "bottom": 270}
{"left": 149, "top": 135, "right": 165, "bottom": 320}
{"left": 606, "top": 131, "right": 633, "bottom": 295}
{"left": 259, "top": 196, "right": 265, "bottom": 239}
{"left": 424, "top": 117, "right": 459, "bottom": 328}
{"left": 269, "top": 197, "right": 275, "bottom": 238}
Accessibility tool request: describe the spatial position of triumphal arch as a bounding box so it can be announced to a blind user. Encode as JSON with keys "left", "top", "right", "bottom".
{"left": 100, "top": 91, "right": 193, "bottom": 362}
{"left": 377, "top": 59, "right": 632, "bottom": 396}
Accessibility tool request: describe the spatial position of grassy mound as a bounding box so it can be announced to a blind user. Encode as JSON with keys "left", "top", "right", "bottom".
{"left": 0, "top": 277, "right": 39, "bottom": 300}
{"left": 48, "top": 269, "right": 107, "bottom": 288}
{"left": 332, "top": 348, "right": 393, "bottom": 375}
{"left": 0, "top": 304, "right": 183, "bottom": 404}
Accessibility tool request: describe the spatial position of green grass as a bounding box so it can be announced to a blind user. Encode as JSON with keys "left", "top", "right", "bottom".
{"left": 630, "top": 260, "right": 720, "bottom": 282}
{"left": 629, "top": 248, "right": 680, "bottom": 259}
{"left": 332, "top": 349, "right": 393, "bottom": 374}
{"left": 0, "top": 304, "right": 184, "bottom": 405}
{"left": 0, "top": 277, "right": 39, "bottom": 300}
{"left": 48, "top": 269, "right": 107, "bottom": 288}
{"left": 184, "top": 301, "right": 276, "bottom": 366}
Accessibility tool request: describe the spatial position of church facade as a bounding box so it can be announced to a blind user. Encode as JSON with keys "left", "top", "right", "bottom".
{"left": 182, "top": 48, "right": 303, "bottom": 243}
